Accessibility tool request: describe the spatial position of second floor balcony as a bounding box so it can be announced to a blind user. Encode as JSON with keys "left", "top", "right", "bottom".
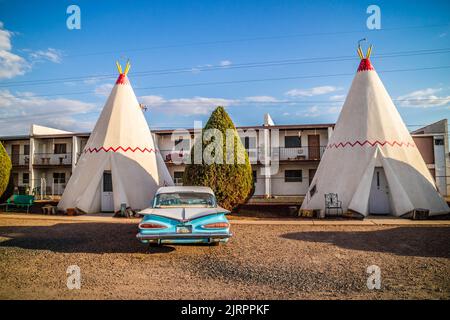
{"left": 33, "top": 153, "right": 72, "bottom": 166}
{"left": 158, "top": 145, "right": 326, "bottom": 165}
{"left": 9, "top": 154, "right": 30, "bottom": 167}
{"left": 278, "top": 146, "right": 326, "bottom": 161}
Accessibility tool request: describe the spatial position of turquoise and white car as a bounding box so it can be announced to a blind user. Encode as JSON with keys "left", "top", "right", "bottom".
{"left": 136, "top": 186, "right": 232, "bottom": 246}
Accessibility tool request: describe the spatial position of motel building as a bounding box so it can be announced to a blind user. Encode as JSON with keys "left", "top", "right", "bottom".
{"left": 1, "top": 116, "right": 449, "bottom": 204}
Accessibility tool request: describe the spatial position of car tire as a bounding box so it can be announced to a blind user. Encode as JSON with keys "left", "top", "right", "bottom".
{"left": 148, "top": 242, "right": 161, "bottom": 248}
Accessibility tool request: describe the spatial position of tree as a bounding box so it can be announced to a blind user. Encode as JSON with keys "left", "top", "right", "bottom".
{"left": 0, "top": 141, "right": 12, "bottom": 198}
{"left": 0, "top": 175, "right": 14, "bottom": 203}
{"left": 183, "top": 106, "right": 253, "bottom": 210}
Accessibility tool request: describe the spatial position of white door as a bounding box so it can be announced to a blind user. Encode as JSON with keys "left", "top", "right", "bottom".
{"left": 101, "top": 171, "right": 114, "bottom": 212}
{"left": 369, "top": 167, "right": 391, "bottom": 214}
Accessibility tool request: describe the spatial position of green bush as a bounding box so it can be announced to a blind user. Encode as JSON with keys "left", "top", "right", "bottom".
{"left": 0, "top": 142, "right": 12, "bottom": 198}
{"left": 0, "top": 175, "right": 14, "bottom": 203}
{"left": 183, "top": 106, "right": 253, "bottom": 210}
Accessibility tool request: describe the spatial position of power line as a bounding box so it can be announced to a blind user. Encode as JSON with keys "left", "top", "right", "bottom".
{"left": 1, "top": 97, "right": 449, "bottom": 123}
{"left": 62, "top": 23, "right": 450, "bottom": 58}
{"left": 2, "top": 47, "right": 450, "bottom": 88}
{"left": 12, "top": 64, "right": 448, "bottom": 98}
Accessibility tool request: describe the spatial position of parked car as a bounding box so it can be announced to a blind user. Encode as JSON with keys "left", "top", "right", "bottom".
{"left": 137, "top": 186, "right": 232, "bottom": 245}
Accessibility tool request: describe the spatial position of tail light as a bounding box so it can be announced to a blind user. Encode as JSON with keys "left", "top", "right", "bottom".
{"left": 139, "top": 223, "right": 167, "bottom": 229}
{"left": 203, "top": 222, "right": 230, "bottom": 229}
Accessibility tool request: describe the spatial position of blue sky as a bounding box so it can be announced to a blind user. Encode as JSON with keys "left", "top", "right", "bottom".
{"left": 0, "top": 0, "right": 449, "bottom": 135}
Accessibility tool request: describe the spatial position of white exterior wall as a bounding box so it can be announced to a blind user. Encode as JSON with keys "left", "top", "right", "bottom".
{"left": 433, "top": 136, "right": 447, "bottom": 195}
{"left": 2, "top": 119, "right": 448, "bottom": 200}
{"left": 253, "top": 167, "right": 265, "bottom": 196}
{"left": 270, "top": 164, "right": 318, "bottom": 196}
{"left": 33, "top": 168, "right": 72, "bottom": 195}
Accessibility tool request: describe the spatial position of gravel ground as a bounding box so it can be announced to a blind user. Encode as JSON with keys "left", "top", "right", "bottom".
{"left": 0, "top": 218, "right": 449, "bottom": 299}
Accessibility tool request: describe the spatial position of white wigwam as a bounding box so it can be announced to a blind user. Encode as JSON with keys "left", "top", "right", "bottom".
{"left": 301, "top": 45, "right": 449, "bottom": 217}
{"left": 58, "top": 61, "right": 173, "bottom": 213}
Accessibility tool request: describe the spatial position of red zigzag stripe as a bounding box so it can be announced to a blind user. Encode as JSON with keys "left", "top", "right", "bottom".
{"left": 327, "top": 140, "right": 416, "bottom": 149}
{"left": 84, "top": 146, "right": 159, "bottom": 153}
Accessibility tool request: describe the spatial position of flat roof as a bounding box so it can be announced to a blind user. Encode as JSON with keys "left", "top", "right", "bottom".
{"left": 153, "top": 123, "right": 335, "bottom": 135}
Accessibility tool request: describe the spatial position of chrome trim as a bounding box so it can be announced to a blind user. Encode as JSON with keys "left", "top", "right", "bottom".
{"left": 136, "top": 232, "right": 232, "bottom": 240}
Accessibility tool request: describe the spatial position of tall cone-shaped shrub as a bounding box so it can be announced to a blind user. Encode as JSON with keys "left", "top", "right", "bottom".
{"left": 183, "top": 106, "right": 253, "bottom": 210}
{"left": 0, "top": 141, "right": 12, "bottom": 198}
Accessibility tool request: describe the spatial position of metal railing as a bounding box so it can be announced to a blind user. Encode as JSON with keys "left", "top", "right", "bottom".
{"left": 160, "top": 150, "right": 190, "bottom": 163}
{"left": 33, "top": 153, "right": 72, "bottom": 166}
{"left": 159, "top": 146, "right": 327, "bottom": 164}
{"left": 31, "top": 178, "right": 66, "bottom": 199}
{"left": 278, "top": 146, "right": 326, "bottom": 161}
{"left": 8, "top": 153, "right": 30, "bottom": 166}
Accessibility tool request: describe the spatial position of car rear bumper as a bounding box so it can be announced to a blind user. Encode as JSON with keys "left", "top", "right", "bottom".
{"left": 136, "top": 232, "right": 232, "bottom": 241}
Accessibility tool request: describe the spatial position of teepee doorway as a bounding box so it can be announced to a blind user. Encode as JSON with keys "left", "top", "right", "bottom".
{"left": 101, "top": 171, "right": 114, "bottom": 212}
{"left": 369, "top": 167, "right": 391, "bottom": 214}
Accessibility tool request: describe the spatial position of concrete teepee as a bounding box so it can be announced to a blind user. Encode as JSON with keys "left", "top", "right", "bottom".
{"left": 58, "top": 61, "right": 173, "bottom": 213}
{"left": 301, "top": 45, "right": 449, "bottom": 217}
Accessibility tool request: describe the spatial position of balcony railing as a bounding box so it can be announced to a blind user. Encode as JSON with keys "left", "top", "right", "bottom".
{"left": 31, "top": 179, "right": 66, "bottom": 199}
{"left": 158, "top": 146, "right": 326, "bottom": 164}
{"left": 9, "top": 153, "right": 30, "bottom": 167}
{"left": 33, "top": 153, "right": 72, "bottom": 166}
{"left": 160, "top": 150, "right": 190, "bottom": 164}
{"left": 278, "top": 146, "right": 326, "bottom": 161}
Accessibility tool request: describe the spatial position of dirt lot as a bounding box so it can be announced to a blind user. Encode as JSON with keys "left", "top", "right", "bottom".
{"left": 0, "top": 217, "right": 449, "bottom": 299}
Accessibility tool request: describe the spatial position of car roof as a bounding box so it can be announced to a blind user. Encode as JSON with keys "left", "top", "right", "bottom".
{"left": 156, "top": 186, "right": 215, "bottom": 195}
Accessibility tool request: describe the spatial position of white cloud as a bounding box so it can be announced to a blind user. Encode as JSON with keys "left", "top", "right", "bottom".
{"left": 139, "top": 95, "right": 236, "bottom": 115}
{"left": 0, "top": 21, "right": 12, "bottom": 50}
{"left": 0, "top": 22, "right": 30, "bottom": 79}
{"left": 329, "top": 94, "right": 346, "bottom": 101}
{"left": 244, "top": 95, "right": 280, "bottom": 103}
{"left": 94, "top": 83, "right": 114, "bottom": 96}
{"left": 285, "top": 86, "right": 341, "bottom": 97}
{"left": 397, "top": 88, "right": 450, "bottom": 108}
{"left": 0, "top": 90, "right": 98, "bottom": 135}
{"left": 29, "top": 48, "right": 63, "bottom": 64}
{"left": 0, "top": 22, "right": 63, "bottom": 79}
{"left": 220, "top": 60, "right": 232, "bottom": 67}
{"left": 83, "top": 77, "right": 103, "bottom": 85}
{"left": 139, "top": 94, "right": 290, "bottom": 115}
{"left": 297, "top": 105, "right": 342, "bottom": 118}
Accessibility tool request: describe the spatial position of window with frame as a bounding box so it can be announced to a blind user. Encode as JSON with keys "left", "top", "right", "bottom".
{"left": 435, "top": 138, "right": 444, "bottom": 146}
{"left": 173, "top": 171, "right": 184, "bottom": 185}
{"left": 22, "top": 173, "right": 29, "bottom": 184}
{"left": 285, "top": 170, "right": 302, "bottom": 182}
{"left": 54, "top": 144, "right": 67, "bottom": 154}
{"left": 284, "top": 136, "right": 302, "bottom": 148}
{"left": 252, "top": 170, "right": 257, "bottom": 183}
{"left": 53, "top": 172, "right": 66, "bottom": 184}
{"left": 23, "top": 144, "right": 30, "bottom": 155}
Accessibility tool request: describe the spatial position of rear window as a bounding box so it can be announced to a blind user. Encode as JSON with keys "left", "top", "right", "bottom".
{"left": 154, "top": 192, "right": 216, "bottom": 208}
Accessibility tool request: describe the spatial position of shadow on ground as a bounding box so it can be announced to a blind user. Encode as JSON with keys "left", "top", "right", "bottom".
{"left": 281, "top": 227, "right": 450, "bottom": 258}
{"left": 0, "top": 222, "right": 175, "bottom": 254}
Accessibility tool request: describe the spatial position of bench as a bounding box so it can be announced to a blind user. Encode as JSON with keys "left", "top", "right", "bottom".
{"left": 4, "top": 195, "right": 35, "bottom": 213}
{"left": 324, "top": 193, "right": 343, "bottom": 216}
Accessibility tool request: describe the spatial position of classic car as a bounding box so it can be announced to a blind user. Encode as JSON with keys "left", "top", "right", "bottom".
{"left": 136, "top": 186, "right": 232, "bottom": 245}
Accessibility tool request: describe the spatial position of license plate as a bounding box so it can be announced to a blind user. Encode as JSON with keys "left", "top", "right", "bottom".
{"left": 176, "top": 225, "right": 192, "bottom": 234}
